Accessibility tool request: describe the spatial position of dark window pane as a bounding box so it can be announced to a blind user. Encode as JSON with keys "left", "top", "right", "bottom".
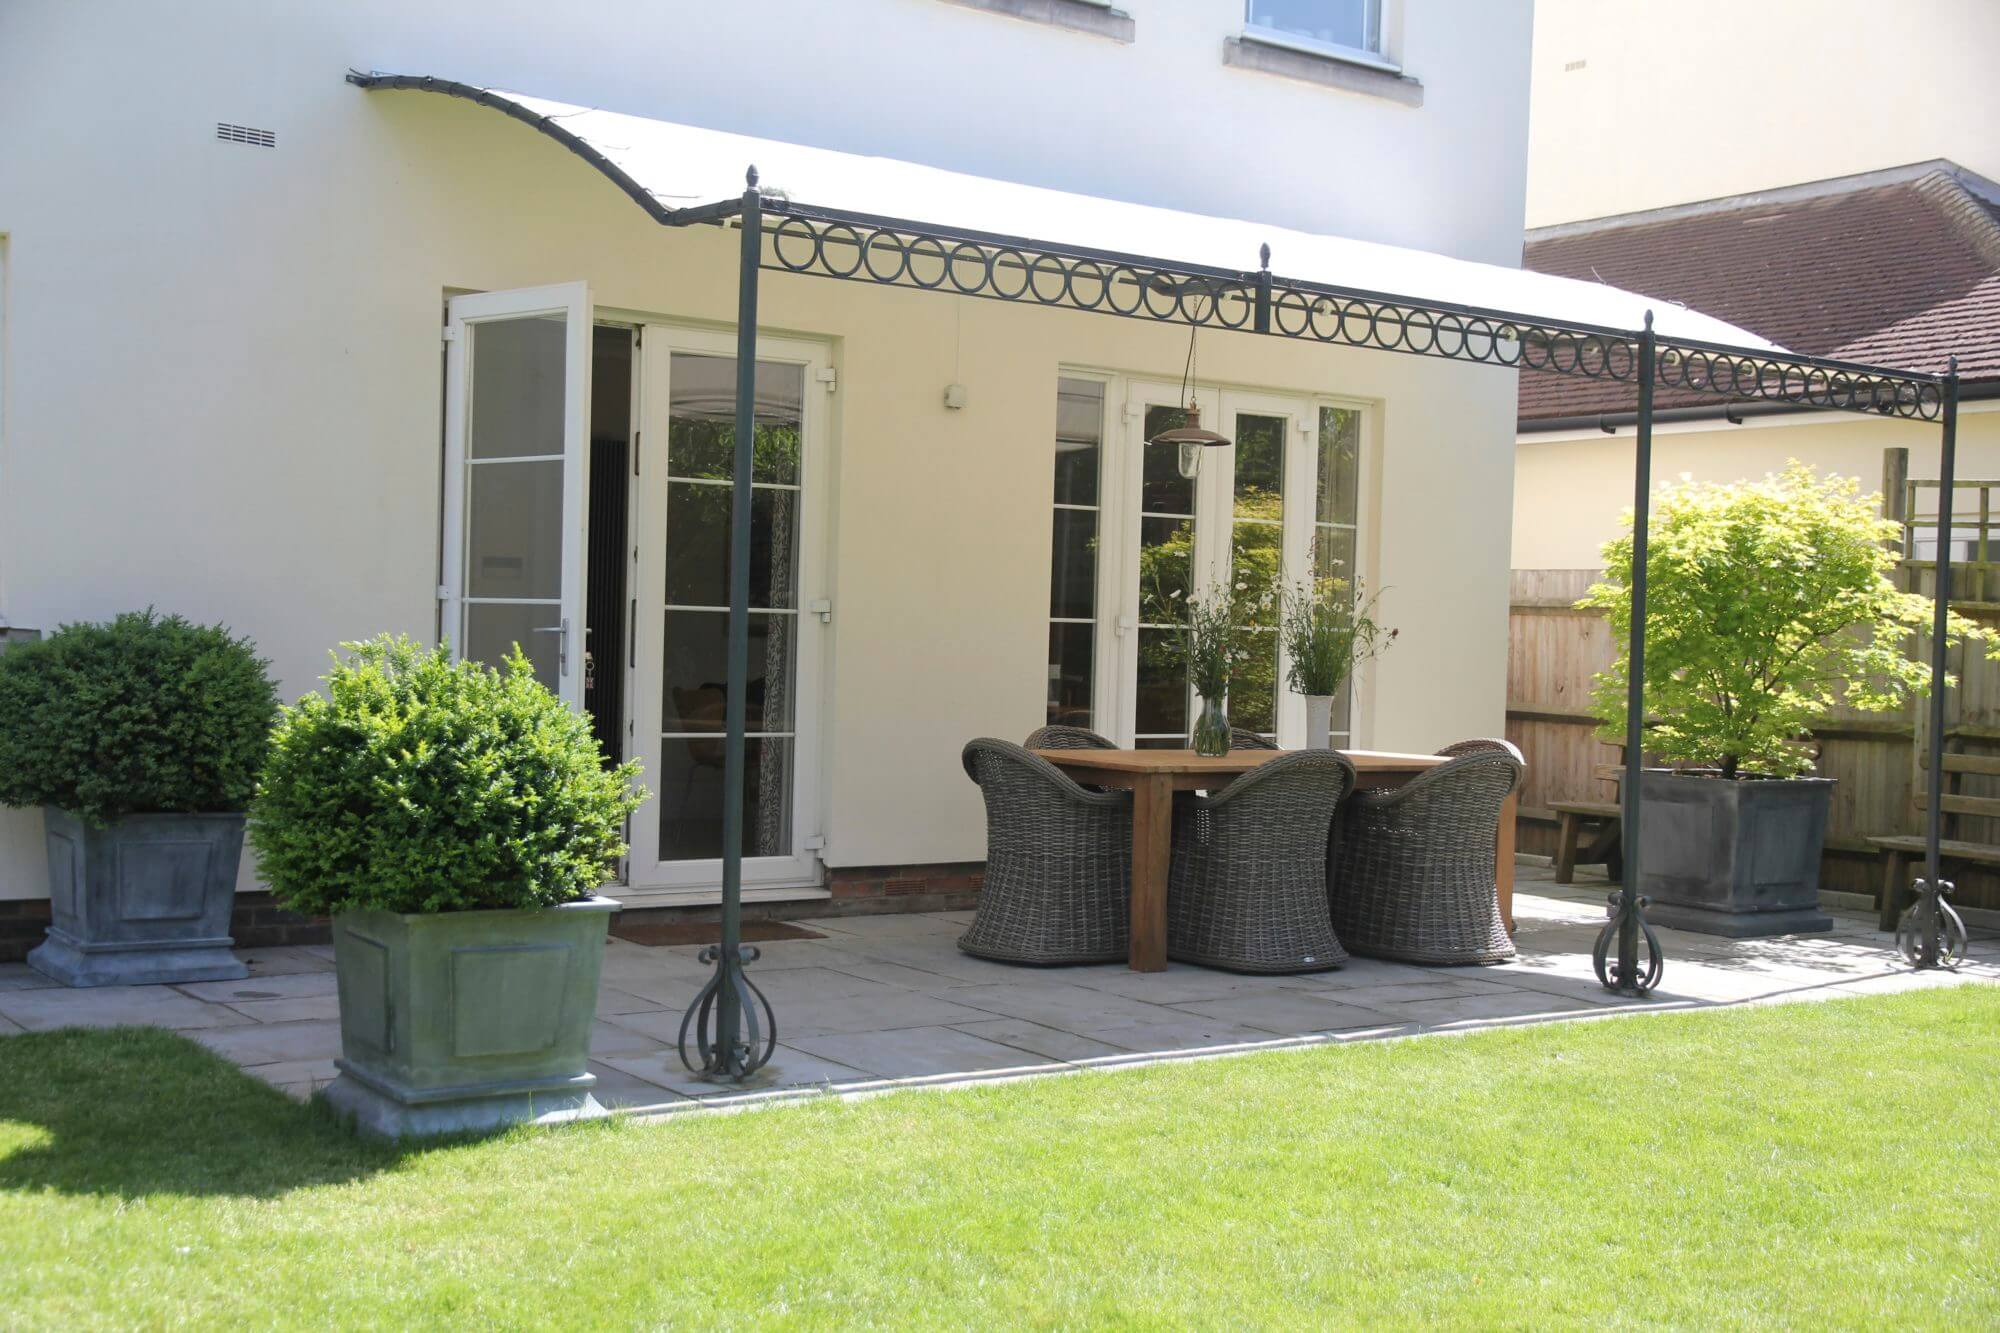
{"left": 1136, "top": 627, "right": 1188, "bottom": 738}
{"left": 466, "top": 460, "right": 562, "bottom": 599}
{"left": 469, "top": 315, "right": 566, "bottom": 460}
{"left": 658, "top": 735, "right": 793, "bottom": 861}
{"left": 1054, "top": 378, "right": 1104, "bottom": 506}
{"left": 1047, "top": 623, "right": 1094, "bottom": 728}
{"left": 1229, "top": 519, "right": 1283, "bottom": 624}
{"left": 463, "top": 602, "right": 560, "bottom": 692}
{"left": 1316, "top": 407, "right": 1360, "bottom": 527}
{"left": 1138, "top": 515, "right": 1195, "bottom": 622}
{"left": 1050, "top": 509, "right": 1098, "bottom": 620}
{"left": 662, "top": 610, "right": 796, "bottom": 734}
{"left": 1141, "top": 405, "right": 1196, "bottom": 515}
{"left": 1232, "top": 630, "right": 1278, "bottom": 733}
{"left": 1314, "top": 525, "right": 1357, "bottom": 586}
{"left": 664, "top": 484, "right": 798, "bottom": 609}
{"left": 1232, "top": 413, "right": 1285, "bottom": 520}
{"left": 667, "top": 354, "right": 803, "bottom": 485}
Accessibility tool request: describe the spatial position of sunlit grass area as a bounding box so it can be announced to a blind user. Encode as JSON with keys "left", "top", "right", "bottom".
{"left": 2, "top": 986, "right": 1996, "bottom": 1328}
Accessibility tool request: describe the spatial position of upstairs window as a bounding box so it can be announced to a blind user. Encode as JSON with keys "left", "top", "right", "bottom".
{"left": 1244, "top": 0, "right": 1392, "bottom": 70}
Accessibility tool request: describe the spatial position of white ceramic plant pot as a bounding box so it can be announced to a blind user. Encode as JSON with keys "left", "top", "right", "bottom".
{"left": 1302, "top": 695, "right": 1335, "bottom": 751}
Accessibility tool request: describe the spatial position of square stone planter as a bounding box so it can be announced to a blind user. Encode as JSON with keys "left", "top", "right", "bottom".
{"left": 27, "top": 808, "right": 250, "bottom": 987}
{"left": 1636, "top": 769, "right": 1834, "bottom": 938}
{"left": 320, "top": 896, "right": 618, "bottom": 1140}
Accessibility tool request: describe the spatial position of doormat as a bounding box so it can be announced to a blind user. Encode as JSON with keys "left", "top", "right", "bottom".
{"left": 611, "top": 920, "right": 827, "bottom": 947}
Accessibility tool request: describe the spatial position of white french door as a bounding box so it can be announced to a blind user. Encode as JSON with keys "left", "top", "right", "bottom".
{"left": 625, "top": 326, "right": 830, "bottom": 898}
{"left": 1111, "top": 381, "right": 1362, "bottom": 749}
{"left": 442, "top": 283, "right": 593, "bottom": 707}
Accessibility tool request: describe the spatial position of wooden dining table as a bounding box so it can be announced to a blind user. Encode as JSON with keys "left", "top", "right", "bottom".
{"left": 1034, "top": 748, "right": 1517, "bottom": 972}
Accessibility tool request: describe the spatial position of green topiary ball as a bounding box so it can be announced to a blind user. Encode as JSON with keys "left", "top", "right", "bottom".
{"left": 250, "top": 635, "right": 646, "bottom": 916}
{"left": 0, "top": 610, "right": 279, "bottom": 823}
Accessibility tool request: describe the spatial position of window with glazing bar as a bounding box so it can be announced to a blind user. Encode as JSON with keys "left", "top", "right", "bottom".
{"left": 1048, "top": 378, "right": 1105, "bottom": 729}
{"left": 1245, "top": 0, "right": 1387, "bottom": 65}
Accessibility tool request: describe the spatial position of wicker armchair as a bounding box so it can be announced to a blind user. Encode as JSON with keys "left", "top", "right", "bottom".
{"left": 960, "top": 739, "right": 1132, "bottom": 964}
{"left": 1433, "top": 737, "right": 1517, "bottom": 760}
{"left": 1230, "top": 728, "right": 1279, "bottom": 750}
{"left": 1025, "top": 724, "right": 1116, "bottom": 751}
{"left": 1329, "top": 744, "right": 1522, "bottom": 964}
{"left": 1167, "top": 750, "right": 1355, "bottom": 973}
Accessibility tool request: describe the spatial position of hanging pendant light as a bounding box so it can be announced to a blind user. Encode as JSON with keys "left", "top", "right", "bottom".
{"left": 1150, "top": 288, "right": 1231, "bottom": 479}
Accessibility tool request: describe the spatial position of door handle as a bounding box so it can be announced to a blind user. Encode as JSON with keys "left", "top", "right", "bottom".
{"left": 531, "top": 617, "right": 569, "bottom": 675}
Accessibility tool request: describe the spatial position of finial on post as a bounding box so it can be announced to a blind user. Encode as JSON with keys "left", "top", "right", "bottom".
{"left": 746, "top": 164, "right": 759, "bottom": 189}
{"left": 1259, "top": 242, "right": 1271, "bottom": 270}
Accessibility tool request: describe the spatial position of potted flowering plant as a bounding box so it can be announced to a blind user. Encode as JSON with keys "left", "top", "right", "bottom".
{"left": 250, "top": 636, "right": 644, "bottom": 1139}
{"left": 1281, "top": 577, "right": 1397, "bottom": 749}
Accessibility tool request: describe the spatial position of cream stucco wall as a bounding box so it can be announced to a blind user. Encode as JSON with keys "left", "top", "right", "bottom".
{"left": 1526, "top": 0, "right": 2000, "bottom": 228}
{"left": 1513, "top": 406, "right": 2000, "bottom": 571}
{"left": 0, "top": 2, "right": 1528, "bottom": 900}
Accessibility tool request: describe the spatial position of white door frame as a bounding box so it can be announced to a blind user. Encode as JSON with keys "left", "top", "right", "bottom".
{"left": 1107, "top": 376, "right": 1372, "bottom": 749}
{"left": 623, "top": 323, "right": 832, "bottom": 904}
{"left": 442, "top": 282, "right": 593, "bottom": 710}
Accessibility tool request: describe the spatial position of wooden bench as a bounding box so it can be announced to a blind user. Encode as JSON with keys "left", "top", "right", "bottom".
{"left": 1869, "top": 751, "right": 2000, "bottom": 928}
{"left": 1551, "top": 762, "right": 1626, "bottom": 884}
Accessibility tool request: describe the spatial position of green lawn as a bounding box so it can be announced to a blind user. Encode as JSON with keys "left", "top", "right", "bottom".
{"left": 2, "top": 987, "right": 1997, "bottom": 1329}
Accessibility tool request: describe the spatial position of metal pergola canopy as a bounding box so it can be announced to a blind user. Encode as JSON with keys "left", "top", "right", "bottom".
{"left": 350, "top": 71, "right": 1969, "bottom": 1077}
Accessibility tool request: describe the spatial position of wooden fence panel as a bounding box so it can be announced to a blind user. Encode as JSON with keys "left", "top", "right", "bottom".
{"left": 1507, "top": 452, "right": 2000, "bottom": 911}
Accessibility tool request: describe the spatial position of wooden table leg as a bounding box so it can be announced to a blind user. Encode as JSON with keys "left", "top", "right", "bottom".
{"left": 1497, "top": 791, "right": 1518, "bottom": 935}
{"left": 1128, "top": 772, "right": 1172, "bottom": 971}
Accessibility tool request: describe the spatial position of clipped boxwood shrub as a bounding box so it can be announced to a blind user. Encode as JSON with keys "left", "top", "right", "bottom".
{"left": 250, "top": 636, "right": 645, "bottom": 916}
{"left": 0, "top": 610, "right": 279, "bottom": 823}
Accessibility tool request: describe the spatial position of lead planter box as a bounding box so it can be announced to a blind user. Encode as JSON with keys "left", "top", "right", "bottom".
{"left": 1636, "top": 769, "right": 1834, "bottom": 938}
{"left": 28, "top": 808, "right": 250, "bottom": 987}
{"left": 321, "top": 896, "right": 618, "bottom": 1140}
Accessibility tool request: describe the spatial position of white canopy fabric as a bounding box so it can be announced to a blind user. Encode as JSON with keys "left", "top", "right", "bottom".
{"left": 390, "top": 79, "right": 1780, "bottom": 351}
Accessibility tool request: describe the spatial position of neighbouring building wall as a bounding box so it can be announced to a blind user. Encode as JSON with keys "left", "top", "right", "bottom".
{"left": 0, "top": 3, "right": 1527, "bottom": 900}
{"left": 1525, "top": 0, "right": 2000, "bottom": 228}
{"left": 1512, "top": 407, "right": 2000, "bottom": 570}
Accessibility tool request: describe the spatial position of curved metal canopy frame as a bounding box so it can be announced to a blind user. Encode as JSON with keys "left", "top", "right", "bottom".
{"left": 351, "top": 72, "right": 1966, "bottom": 1071}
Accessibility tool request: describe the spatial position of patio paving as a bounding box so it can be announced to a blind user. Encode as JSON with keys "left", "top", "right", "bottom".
{"left": 2, "top": 865, "right": 1995, "bottom": 1111}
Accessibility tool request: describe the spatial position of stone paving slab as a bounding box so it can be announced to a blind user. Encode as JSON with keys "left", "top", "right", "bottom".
{"left": 2, "top": 866, "right": 1995, "bottom": 1112}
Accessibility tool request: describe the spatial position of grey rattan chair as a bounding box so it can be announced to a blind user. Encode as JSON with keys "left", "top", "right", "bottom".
{"left": 1166, "top": 750, "right": 1355, "bottom": 973}
{"left": 1433, "top": 737, "right": 1516, "bottom": 760}
{"left": 1329, "top": 743, "right": 1523, "bottom": 965}
{"left": 1025, "top": 724, "right": 1116, "bottom": 751}
{"left": 1230, "top": 728, "right": 1279, "bottom": 750}
{"left": 960, "top": 738, "right": 1132, "bottom": 964}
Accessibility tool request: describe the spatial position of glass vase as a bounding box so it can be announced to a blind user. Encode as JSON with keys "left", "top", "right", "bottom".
{"left": 1192, "top": 693, "right": 1231, "bottom": 756}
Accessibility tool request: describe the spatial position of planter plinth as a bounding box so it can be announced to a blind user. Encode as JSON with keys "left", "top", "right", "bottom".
{"left": 27, "top": 809, "right": 249, "bottom": 987}
{"left": 324, "top": 896, "right": 617, "bottom": 1141}
{"left": 319, "top": 1066, "right": 606, "bottom": 1140}
{"left": 1636, "top": 770, "right": 1834, "bottom": 939}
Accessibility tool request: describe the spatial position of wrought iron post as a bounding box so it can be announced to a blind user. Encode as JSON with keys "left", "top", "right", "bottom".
{"left": 681, "top": 166, "right": 777, "bottom": 1075}
{"left": 1903, "top": 358, "right": 1971, "bottom": 968}
{"left": 1254, "top": 243, "right": 1273, "bottom": 335}
{"left": 1595, "top": 312, "right": 1664, "bottom": 995}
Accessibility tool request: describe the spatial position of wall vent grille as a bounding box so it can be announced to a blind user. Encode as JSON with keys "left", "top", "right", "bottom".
{"left": 215, "top": 122, "right": 276, "bottom": 148}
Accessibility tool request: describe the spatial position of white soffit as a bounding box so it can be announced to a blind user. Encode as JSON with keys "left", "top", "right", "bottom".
{"left": 385, "top": 80, "right": 1781, "bottom": 352}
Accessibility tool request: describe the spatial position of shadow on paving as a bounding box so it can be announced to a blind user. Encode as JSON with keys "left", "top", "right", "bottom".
{"left": 0, "top": 1026, "right": 422, "bottom": 1199}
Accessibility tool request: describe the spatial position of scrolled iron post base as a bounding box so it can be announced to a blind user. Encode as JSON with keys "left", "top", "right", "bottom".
{"left": 1898, "top": 878, "right": 1969, "bottom": 971}
{"left": 1593, "top": 890, "right": 1665, "bottom": 996}
{"left": 678, "top": 943, "right": 778, "bottom": 1079}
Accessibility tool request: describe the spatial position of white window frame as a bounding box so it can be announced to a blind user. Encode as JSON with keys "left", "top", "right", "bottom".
{"left": 1088, "top": 371, "right": 1373, "bottom": 750}
{"left": 1048, "top": 372, "right": 1112, "bottom": 732}
{"left": 1243, "top": 0, "right": 1399, "bottom": 73}
{"left": 623, "top": 323, "right": 833, "bottom": 905}
{"left": 441, "top": 282, "right": 594, "bottom": 711}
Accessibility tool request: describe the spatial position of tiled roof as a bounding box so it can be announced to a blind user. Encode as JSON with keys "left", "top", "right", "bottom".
{"left": 1518, "top": 167, "right": 2000, "bottom": 423}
